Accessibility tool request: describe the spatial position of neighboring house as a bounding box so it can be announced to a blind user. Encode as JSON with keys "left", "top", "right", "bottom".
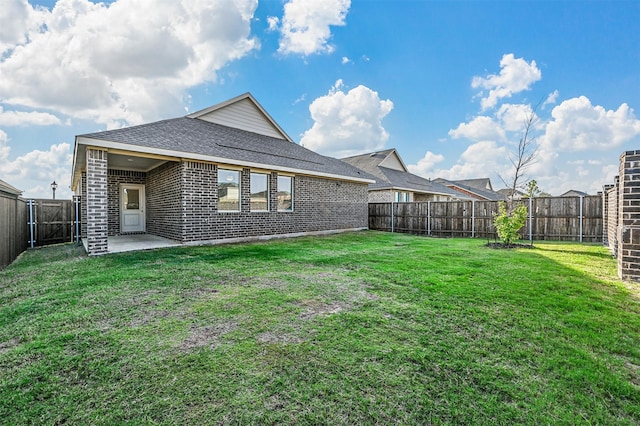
{"left": 561, "top": 190, "right": 589, "bottom": 197}
{"left": 0, "top": 179, "right": 23, "bottom": 198}
{"left": 496, "top": 188, "right": 527, "bottom": 200}
{"left": 341, "top": 149, "right": 470, "bottom": 202}
{"left": 71, "top": 93, "right": 374, "bottom": 255}
{"left": 434, "top": 178, "right": 506, "bottom": 201}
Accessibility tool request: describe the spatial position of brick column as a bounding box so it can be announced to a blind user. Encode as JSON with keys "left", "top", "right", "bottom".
{"left": 617, "top": 151, "right": 640, "bottom": 281}
{"left": 241, "top": 168, "right": 250, "bottom": 213}
{"left": 86, "top": 148, "right": 108, "bottom": 255}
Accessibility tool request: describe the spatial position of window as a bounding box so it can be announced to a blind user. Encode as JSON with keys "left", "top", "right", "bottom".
{"left": 394, "top": 191, "right": 409, "bottom": 202}
{"left": 277, "top": 176, "right": 293, "bottom": 211}
{"left": 250, "top": 172, "right": 269, "bottom": 211}
{"left": 218, "top": 169, "right": 240, "bottom": 211}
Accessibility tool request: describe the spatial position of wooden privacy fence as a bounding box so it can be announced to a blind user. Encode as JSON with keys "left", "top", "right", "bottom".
{"left": 369, "top": 196, "right": 603, "bottom": 242}
{"left": 0, "top": 198, "right": 80, "bottom": 269}
{"left": 27, "top": 199, "right": 76, "bottom": 247}
{"left": 1, "top": 194, "right": 28, "bottom": 270}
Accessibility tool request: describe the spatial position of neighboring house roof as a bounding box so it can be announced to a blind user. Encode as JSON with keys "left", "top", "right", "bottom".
{"left": 0, "top": 179, "right": 23, "bottom": 197}
{"left": 454, "top": 178, "right": 495, "bottom": 192}
{"left": 72, "top": 93, "right": 374, "bottom": 190}
{"left": 561, "top": 189, "right": 589, "bottom": 197}
{"left": 341, "top": 149, "right": 470, "bottom": 199}
{"left": 497, "top": 188, "right": 527, "bottom": 199}
{"left": 434, "top": 178, "right": 506, "bottom": 201}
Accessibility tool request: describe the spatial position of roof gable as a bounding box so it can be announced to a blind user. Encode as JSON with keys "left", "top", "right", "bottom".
{"left": 187, "top": 93, "right": 292, "bottom": 142}
{"left": 379, "top": 149, "right": 407, "bottom": 172}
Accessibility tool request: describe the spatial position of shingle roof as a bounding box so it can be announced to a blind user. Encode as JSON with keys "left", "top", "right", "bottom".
{"left": 434, "top": 178, "right": 506, "bottom": 201}
{"left": 78, "top": 117, "right": 374, "bottom": 182}
{"left": 0, "top": 179, "right": 23, "bottom": 197}
{"left": 341, "top": 150, "right": 467, "bottom": 198}
{"left": 454, "top": 178, "right": 493, "bottom": 192}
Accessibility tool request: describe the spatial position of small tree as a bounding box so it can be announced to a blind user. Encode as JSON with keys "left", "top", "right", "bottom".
{"left": 525, "top": 179, "right": 541, "bottom": 198}
{"left": 494, "top": 201, "right": 528, "bottom": 244}
{"left": 494, "top": 102, "right": 541, "bottom": 246}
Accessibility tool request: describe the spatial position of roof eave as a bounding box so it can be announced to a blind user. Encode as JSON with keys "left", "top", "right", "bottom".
{"left": 74, "top": 137, "right": 374, "bottom": 185}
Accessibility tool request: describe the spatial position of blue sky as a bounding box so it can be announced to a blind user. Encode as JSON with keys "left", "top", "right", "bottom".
{"left": 1, "top": 0, "right": 639, "bottom": 199}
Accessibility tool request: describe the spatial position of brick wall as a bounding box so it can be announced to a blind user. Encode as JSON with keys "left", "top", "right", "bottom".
{"left": 86, "top": 157, "right": 368, "bottom": 250}
{"left": 177, "top": 162, "right": 368, "bottom": 243}
{"left": 80, "top": 172, "right": 87, "bottom": 238}
{"left": 368, "top": 190, "right": 394, "bottom": 203}
{"left": 605, "top": 150, "right": 640, "bottom": 281}
{"left": 85, "top": 148, "right": 108, "bottom": 255}
{"left": 147, "top": 161, "right": 183, "bottom": 241}
{"left": 107, "top": 169, "right": 146, "bottom": 236}
{"left": 603, "top": 182, "right": 617, "bottom": 255}
{"left": 617, "top": 151, "right": 640, "bottom": 281}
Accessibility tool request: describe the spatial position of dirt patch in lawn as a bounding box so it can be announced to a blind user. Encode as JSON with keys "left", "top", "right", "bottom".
{"left": 0, "top": 338, "right": 20, "bottom": 355}
{"left": 180, "top": 321, "right": 238, "bottom": 351}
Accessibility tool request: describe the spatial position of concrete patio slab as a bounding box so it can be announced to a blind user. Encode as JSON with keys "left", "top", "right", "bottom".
{"left": 82, "top": 234, "right": 181, "bottom": 255}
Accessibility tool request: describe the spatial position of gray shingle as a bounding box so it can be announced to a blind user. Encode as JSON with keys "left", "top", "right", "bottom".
{"left": 80, "top": 117, "right": 373, "bottom": 181}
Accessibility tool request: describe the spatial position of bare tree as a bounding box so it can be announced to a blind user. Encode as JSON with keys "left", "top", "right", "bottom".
{"left": 499, "top": 102, "right": 541, "bottom": 210}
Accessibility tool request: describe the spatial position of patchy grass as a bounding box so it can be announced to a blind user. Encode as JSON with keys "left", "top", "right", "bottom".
{"left": 1, "top": 231, "right": 639, "bottom": 424}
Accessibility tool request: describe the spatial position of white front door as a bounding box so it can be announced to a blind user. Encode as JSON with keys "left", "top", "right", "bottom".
{"left": 121, "top": 184, "right": 145, "bottom": 233}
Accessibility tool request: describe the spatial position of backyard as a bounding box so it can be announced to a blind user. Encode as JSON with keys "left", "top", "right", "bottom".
{"left": 1, "top": 231, "right": 639, "bottom": 424}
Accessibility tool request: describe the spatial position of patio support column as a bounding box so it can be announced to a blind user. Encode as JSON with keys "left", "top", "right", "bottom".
{"left": 618, "top": 150, "right": 640, "bottom": 281}
{"left": 86, "top": 147, "right": 109, "bottom": 255}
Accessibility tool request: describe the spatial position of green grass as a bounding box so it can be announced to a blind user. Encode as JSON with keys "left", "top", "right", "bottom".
{"left": 1, "top": 231, "right": 639, "bottom": 425}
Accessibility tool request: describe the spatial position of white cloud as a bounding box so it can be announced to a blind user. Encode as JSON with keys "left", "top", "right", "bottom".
{"left": 0, "top": 107, "right": 61, "bottom": 126}
{"left": 0, "top": 0, "right": 47, "bottom": 53}
{"left": 541, "top": 96, "right": 640, "bottom": 152}
{"left": 276, "top": 0, "right": 350, "bottom": 55}
{"left": 427, "top": 141, "right": 510, "bottom": 182}
{"left": 0, "top": 0, "right": 259, "bottom": 127}
{"left": 496, "top": 103, "right": 538, "bottom": 132}
{"left": 472, "top": 54, "right": 542, "bottom": 111}
{"left": 543, "top": 90, "right": 559, "bottom": 108}
{"left": 0, "top": 133, "right": 73, "bottom": 198}
{"left": 406, "top": 151, "right": 444, "bottom": 177}
{"left": 300, "top": 80, "right": 393, "bottom": 157}
{"left": 448, "top": 116, "right": 505, "bottom": 141}
{"left": 267, "top": 16, "right": 279, "bottom": 31}
{"left": 342, "top": 56, "right": 351, "bottom": 64}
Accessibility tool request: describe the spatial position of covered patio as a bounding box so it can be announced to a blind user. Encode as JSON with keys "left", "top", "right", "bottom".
{"left": 82, "top": 234, "right": 181, "bottom": 255}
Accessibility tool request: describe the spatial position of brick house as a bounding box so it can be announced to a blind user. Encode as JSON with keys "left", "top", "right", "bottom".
{"left": 341, "top": 149, "right": 468, "bottom": 202}
{"left": 71, "top": 93, "right": 374, "bottom": 255}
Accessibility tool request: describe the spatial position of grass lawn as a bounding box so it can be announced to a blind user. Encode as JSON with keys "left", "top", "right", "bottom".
{"left": 1, "top": 231, "right": 639, "bottom": 424}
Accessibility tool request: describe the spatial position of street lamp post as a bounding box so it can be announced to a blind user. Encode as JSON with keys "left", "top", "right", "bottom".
{"left": 51, "top": 180, "right": 58, "bottom": 200}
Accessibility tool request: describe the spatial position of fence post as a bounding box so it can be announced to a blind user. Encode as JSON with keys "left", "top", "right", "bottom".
{"left": 529, "top": 197, "right": 533, "bottom": 242}
{"left": 28, "top": 199, "right": 35, "bottom": 248}
{"left": 579, "top": 195, "right": 584, "bottom": 243}
{"left": 427, "top": 201, "right": 431, "bottom": 236}
{"left": 74, "top": 196, "right": 80, "bottom": 245}
{"left": 390, "top": 202, "right": 395, "bottom": 233}
{"left": 471, "top": 200, "right": 476, "bottom": 238}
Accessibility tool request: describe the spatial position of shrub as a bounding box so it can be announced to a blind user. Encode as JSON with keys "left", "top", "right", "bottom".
{"left": 494, "top": 202, "right": 528, "bottom": 244}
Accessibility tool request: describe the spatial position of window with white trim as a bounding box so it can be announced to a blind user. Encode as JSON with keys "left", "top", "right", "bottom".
{"left": 218, "top": 169, "right": 240, "bottom": 211}
{"left": 394, "top": 191, "right": 409, "bottom": 202}
{"left": 277, "top": 176, "right": 293, "bottom": 211}
{"left": 250, "top": 172, "right": 269, "bottom": 211}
